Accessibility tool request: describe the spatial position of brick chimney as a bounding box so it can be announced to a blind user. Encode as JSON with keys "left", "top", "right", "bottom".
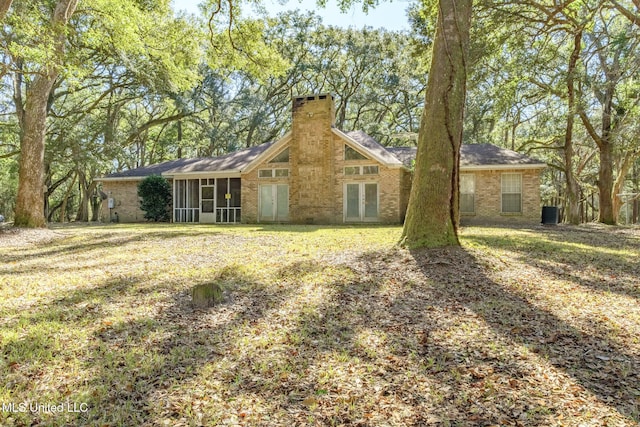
{"left": 289, "top": 94, "right": 336, "bottom": 223}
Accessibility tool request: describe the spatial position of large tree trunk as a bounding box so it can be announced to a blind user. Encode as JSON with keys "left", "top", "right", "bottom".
{"left": 0, "top": 0, "right": 13, "bottom": 21}
{"left": 598, "top": 141, "right": 615, "bottom": 224}
{"left": 12, "top": 0, "right": 79, "bottom": 227}
{"left": 563, "top": 31, "right": 582, "bottom": 225}
{"left": 14, "top": 76, "right": 56, "bottom": 227}
{"left": 401, "top": 0, "right": 472, "bottom": 248}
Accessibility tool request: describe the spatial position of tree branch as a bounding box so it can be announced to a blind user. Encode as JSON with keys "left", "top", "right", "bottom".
{"left": 578, "top": 110, "right": 604, "bottom": 149}
{"left": 609, "top": 0, "right": 640, "bottom": 26}
{"left": 124, "top": 111, "right": 194, "bottom": 146}
{"left": 0, "top": 150, "right": 20, "bottom": 159}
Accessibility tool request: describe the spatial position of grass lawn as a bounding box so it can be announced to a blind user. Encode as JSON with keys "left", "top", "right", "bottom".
{"left": 1, "top": 223, "right": 639, "bottom": 426}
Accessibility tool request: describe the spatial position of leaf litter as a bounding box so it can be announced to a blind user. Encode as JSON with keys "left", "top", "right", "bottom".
{"left": 0, "top": 223, "right": 638, "bottom": 426}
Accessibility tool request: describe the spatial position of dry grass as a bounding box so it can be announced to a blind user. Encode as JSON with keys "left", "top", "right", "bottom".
{"left": 0, "top": 223, "right": 639, "bottom": 426}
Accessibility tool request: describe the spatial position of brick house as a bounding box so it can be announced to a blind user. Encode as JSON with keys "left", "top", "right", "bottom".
{"left": 97, "top": 94, "right": 546, "bottom": 224}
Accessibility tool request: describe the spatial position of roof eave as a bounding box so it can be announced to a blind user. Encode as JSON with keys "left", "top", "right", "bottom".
{"left": 95, "top": 176, "right": 146, "bottom": 182}
{"left": 461, "top": 163, "right": 547, "bottom": 171}
{"left": 162, "top": 170, "right": 242, "bottom": 178}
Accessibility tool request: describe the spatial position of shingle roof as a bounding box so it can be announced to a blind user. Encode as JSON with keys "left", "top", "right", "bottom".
{"left": 385, "top": 147, "right": 416, "bottom": 168}
{"left": 342, "top": 130, "right": 404, "bottom": 166}
{"left": 101, "top": 136, "right": 544, "bottom": 180}
{"left": 162, "top": 143, "right": 273, "bottom": 175}
{"left": 101, "top": 144, "right": 274, "bottom": 179}
{"left": 102, "top": 158, "right": 201, "bottom": 178}
{"left": 386, "top": 144, "right": 545, "bottom": 168}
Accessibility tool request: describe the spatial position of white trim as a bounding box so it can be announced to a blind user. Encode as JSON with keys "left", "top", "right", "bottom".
{"left": 164, "top": 171, "right": 241, "bottom": 179}
{"left": 258, "top": 183, "right": 289, "bottom": 222}
{"left": 344, "top": 165, "right": 380, "bottom": 176}
{"left": 461, "top": 164, "right": 546, "bottom": 171}
{"left": 501, "top": 173, "right": 523, "bottom": 214}
{"left": 243, "top": 132, "right": 292, "bottom": 173}
{"left": 95, "top": 176, "right": 146, "bottom": 182}
{"left": 459, "top": 173, "right": 476, "bottom": 215}
{"left": 258, "top": 168, "right": 290, "bottom": 178}
{"left": 333, "top": 129, "right": 404, "bottom": 169}
{"left": 343, "top": 181, "right": 379, "bottom": 223}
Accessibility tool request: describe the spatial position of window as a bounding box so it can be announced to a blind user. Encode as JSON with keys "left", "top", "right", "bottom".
{"left": 362, "top": 166, "right": 379, "bottom": 175}
{"left": 344, "top": 166, "right": 360, "bottom": 175}
{"left": 344, "top": 165, "right": 378, "bottom": 175}
{"left": 502, "top": 173, "right": 522, "bottom": 214}
{"left": 259, "top": 169, "right": 289, "bottom": 178}
{"left": 344, "top": 145, "right": 368, "bottom": 160}
{"left": 269, "top": 148, "right": 289, "bottom": 163}
{"left": 460, "top": 174, "right": 475, "bottom": 214}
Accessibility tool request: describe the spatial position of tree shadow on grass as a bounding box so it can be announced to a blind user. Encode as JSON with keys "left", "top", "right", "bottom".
{"left": 464, "top": 226, "right": 640, "bottom": 301}
{"left": 409, "top": 246, "right": 640, "bottom": 425}
{"left": 5, "top": 241, "right": 638, "bottom": 426}
{"left": 68, "top": 266, "right": 298, "bottom": 426}
{"left": 215, "top": 246, "right": 640, "bottom": 425}
{"left": 0, "top": 229, "right": 221, "bottom": 264}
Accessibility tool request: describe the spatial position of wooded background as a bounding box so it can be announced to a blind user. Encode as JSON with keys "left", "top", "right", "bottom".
{"left": 1, "top": 0, "right": 639, "bottom": 225}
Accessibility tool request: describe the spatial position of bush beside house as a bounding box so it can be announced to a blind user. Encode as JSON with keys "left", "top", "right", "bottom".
{"left": 137, "top": 175, "right": 172, "bottom": 222}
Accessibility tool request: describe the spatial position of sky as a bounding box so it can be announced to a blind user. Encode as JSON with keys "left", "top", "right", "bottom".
{"left": 173, "top": 0, "right": 413, "bottom": 32}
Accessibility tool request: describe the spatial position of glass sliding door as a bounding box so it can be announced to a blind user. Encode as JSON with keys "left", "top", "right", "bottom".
{"left": 259, "top": 184, "right": 289, "bottom": 222}
{"left": 344, "top": 182, "right": 378, "bottom": 222}
{"left": 363, "top": 183, "right": 378, "bottom": 220}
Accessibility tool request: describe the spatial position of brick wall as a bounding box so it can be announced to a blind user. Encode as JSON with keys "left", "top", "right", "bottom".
{"left": 289, "top": 95, "right": 336, "bottom": 223}
{"left": 461, "top": 168, "right": 542, "bottom": 224}
{"left": 332, "top": 139, "right": 404, "bottom": 223}
{"left": 242, "top": 94, "right": 406, "bottom": 224}
{"left": 99, "top": 180, "right": 145, "bottom": 222}
{"left": 241, "top": 166, "right": 291, "bottom": 223}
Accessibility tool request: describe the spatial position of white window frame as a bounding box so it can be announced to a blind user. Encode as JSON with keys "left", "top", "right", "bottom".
{"left": 501, "top": 173, "right": 523, "bottom": 214}
{"left": 258, "top": 168, "right": 289, "bottom": 178}
{"left": 259, "top": 184, "right": 289, "bottom": 222}
{"left": 343, "top": 182, "right": 379, "bottom": 222}
{"left": 344, "top": 165, "right": 379, "bottom": 176}
{"left": 460, "top": 174, "right": 475, "bottom": 214}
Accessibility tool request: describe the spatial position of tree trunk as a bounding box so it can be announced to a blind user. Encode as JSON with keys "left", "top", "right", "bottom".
{"left": 0, "top": 0, "right": 13, "bottom": 21}
{"left": 60, "top": 172, "right": 78, "bottom": 223}
{"left": 612, "top": 150, "right": 640, "bottom": 221}
{"left": 13, "top": 0, "right": 79, "bottom": 228}
{"left": 14, "top": 76, "right": 55, "bottom": 227}
{"left": 563, "top": 31, "right": 582, "bottom": 225}
{"left": 598, "top": 141, "right": 615, "bottom": 224}
{"left": 401, "top": 0, "right": 472, "bottom": 248}
{"left": 75, "top": 170, "right": 98, "bottom": 222}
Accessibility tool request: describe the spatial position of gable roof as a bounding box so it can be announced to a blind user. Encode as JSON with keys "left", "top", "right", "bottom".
{"left": 339, "top": 130, "right": 404, "bottom": 167}
{"left": 99, "top": 135, "right": 545, "bottom": 181}
{"left": 386, "top": 144, "right": 546, "bottom": 170}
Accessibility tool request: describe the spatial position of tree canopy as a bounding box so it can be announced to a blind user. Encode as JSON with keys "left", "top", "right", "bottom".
{"left": 0, "top": 0, "right": 639, "bottom": 233}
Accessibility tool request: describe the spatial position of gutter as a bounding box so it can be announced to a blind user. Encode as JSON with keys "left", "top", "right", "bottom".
{"left": 461, "top": 164, "right": 547, "bottom": 171}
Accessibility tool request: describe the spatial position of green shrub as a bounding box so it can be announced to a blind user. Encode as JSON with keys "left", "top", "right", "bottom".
{"left": 137, "top": 175, "right": 172, "bottom": 222}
